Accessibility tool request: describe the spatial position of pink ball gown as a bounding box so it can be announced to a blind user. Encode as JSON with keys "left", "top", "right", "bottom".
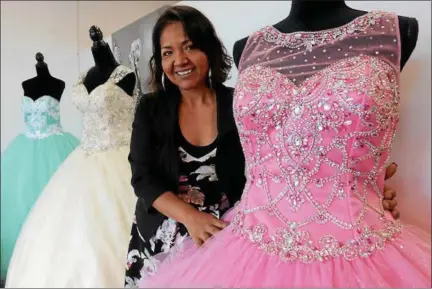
{"left": 139, "top": 11, "right": 431, "bottom": 288}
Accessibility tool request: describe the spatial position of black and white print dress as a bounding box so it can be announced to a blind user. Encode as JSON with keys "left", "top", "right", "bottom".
{"left": 124, "top": 134, "right": 229, "bottom": 288}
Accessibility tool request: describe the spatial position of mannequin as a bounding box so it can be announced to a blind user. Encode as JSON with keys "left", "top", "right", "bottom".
{"left": 233, "top": 0, "right": 418, "bottom": 71}
{"left": 22, "top": 53, "right": 65, "bottom": 101}
{"left": 83, "top": 25, "right": 136, "bottom": 96}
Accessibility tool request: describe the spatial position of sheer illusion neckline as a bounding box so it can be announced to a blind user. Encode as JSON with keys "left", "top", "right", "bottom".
{"left": 242, "top": 54, "right": 396, "bottom": 92}
{"left": 264, "top": 10, "right": 381, "bottom": 37}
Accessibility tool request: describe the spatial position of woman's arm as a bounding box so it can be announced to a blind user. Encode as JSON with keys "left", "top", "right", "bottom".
{"left": 128, "top": 96, "right": 180, "bottom": 214}
{"left": 151, "top": 191, "right": 196, "bottom": 223}
{"left": 216, "top": 131, "right": 246, "bottom": 206}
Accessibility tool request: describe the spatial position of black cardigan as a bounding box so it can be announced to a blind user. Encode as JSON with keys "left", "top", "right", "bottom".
{"left": 128, "top": 84, "right": 246, "bottom": 240}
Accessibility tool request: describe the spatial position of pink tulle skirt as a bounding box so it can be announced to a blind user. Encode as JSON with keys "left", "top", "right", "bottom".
{"left": 140, "top": 211, "right": 431, "bottom": 288}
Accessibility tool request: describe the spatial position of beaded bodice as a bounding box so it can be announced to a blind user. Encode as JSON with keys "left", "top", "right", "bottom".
{"left": 232, "top": 11, "right": 403, "bottom": 263}
{"left": 22, "top": 95, "right": 63, "bottom": 139}
{"left": 72, "top": 65, "right": 136, "bottom": 154}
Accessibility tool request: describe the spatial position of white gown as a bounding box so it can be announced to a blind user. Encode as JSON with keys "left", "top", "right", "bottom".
{"left": 6, "top": 65, "right": 138, "bottom": 288}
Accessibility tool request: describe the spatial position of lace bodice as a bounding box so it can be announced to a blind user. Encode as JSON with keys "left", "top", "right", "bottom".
{"left": 232, "top": 11, "right": 403, "bottom": 264}
{"left": 72, "top": 65, "right": 137, "bottom": 154}
{"left": 22, "top": 95, "right": 63, "bottom": 139}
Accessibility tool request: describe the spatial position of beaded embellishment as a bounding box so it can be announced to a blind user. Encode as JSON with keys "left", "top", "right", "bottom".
{"left": 232, "top": 11, "right": 403, "bottom": 264}
{"left": 72, "top": 65, "right": 137, "bottom": 155}
{"left": 22, "top": 96, "right": 64, "bottom": 139}
{"left": 261, "top": 11, "right": 385, "bottom": 52}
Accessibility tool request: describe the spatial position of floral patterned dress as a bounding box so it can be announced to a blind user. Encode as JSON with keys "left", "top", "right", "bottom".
{"left": 124, "top": 133, "right": 229, "bottom": 287}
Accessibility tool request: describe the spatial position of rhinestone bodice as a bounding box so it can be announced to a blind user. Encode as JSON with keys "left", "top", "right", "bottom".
{"left": 22, "top": 95, "right": 63, "bottom": 139}
{"left": 231, "top": 11, "right": 404, "bottom": 263}
{"left": 72, "top": 65, "right": 136, "bottom": 154}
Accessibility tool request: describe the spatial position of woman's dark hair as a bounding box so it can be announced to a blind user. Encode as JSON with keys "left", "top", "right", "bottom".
{"left": 148, "top": 5, "right": 233, "bottom": 92}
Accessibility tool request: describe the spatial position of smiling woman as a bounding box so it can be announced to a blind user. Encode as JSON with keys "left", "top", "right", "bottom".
{"left": 160, "top": 22, "right": 210, "bottom": 91}
{"left": 124, "top": 6, "right": 244, "bottom": 287}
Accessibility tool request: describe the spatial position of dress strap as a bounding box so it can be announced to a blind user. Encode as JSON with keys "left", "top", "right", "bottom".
{"left": 110, "top": 65, "right": 134, "bottom": 84}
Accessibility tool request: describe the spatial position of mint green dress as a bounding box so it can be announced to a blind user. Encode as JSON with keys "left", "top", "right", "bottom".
{"left": 1, "top": 95, "right": 79, "bottom": 279}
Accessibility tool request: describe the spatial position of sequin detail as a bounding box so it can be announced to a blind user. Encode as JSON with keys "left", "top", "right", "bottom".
{"left": 232, "top": 11, "right": 403, "bottom": 264}
{"left": 233, "top": 212, "right": 403, "bottom": 263}
{"left": 262, "top": 11, "right": 384, "bottom": 52}
{"left": 22, "top": 96, "right": 64, "bottom": 139}
{"left": 72, "top": 65, "right": 137, "bottom": 155}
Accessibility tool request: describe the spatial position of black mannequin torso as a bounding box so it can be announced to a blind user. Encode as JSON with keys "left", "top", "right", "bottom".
{"left": 233, "top": 0, "right": 418, "bottom": 71}
{"left": 22, "top": 53, "right": 65, "bottom": 101}
{"left": 83, "top": 25, "right": 136, "bottom": 96}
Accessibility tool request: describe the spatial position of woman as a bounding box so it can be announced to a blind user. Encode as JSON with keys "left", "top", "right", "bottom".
{"left": 125, "top": 5, "right": 402, "bottom": 287}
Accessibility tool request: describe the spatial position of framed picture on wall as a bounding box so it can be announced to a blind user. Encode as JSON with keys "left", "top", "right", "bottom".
{"left": 111, "top": 5, "right": 170, "bottom": 96}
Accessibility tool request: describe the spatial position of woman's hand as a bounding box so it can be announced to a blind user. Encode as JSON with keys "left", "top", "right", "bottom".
{"left": 382, "top": 163, "right": 400, "bottom": 219}
{"left": 183, "top": 210, "right": 228, "bottom": 247}
{"left": 151, "top": 192, "right": 228, "bottom": 247}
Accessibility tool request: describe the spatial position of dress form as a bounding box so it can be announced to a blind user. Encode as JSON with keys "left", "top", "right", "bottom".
{"left": 83, "top": 25, "right": 136, "bottom": 96}
{"left": 22, "top": 53, "right": 65, "bottom": 101}
{"left": 233, "top": 0, "right": 418, "bottom": 71}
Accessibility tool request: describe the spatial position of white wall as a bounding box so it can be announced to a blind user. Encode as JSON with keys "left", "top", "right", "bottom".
{"left": 77, "top": 1, "right": 177, "bottom": 50}
{"left": 178, "top": 1, "right": 431, "bottom": 231}
{"left": 1, "top": 1, "right": 177, "bottom": 151}
{"left": 1, "top": 1, "right": 79, "bottom": 151}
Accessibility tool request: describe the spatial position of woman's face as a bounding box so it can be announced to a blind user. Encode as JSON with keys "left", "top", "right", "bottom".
{"left": 160, "top": 22, "right": 209, "bottom": 91}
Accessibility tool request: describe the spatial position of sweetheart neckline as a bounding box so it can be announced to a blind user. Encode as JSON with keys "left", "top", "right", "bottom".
{"left": 23, "top": 95, "right": 59, "bottom": 103}
{"left": 237, "top": 54, "right": 398, "bottom": 92}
